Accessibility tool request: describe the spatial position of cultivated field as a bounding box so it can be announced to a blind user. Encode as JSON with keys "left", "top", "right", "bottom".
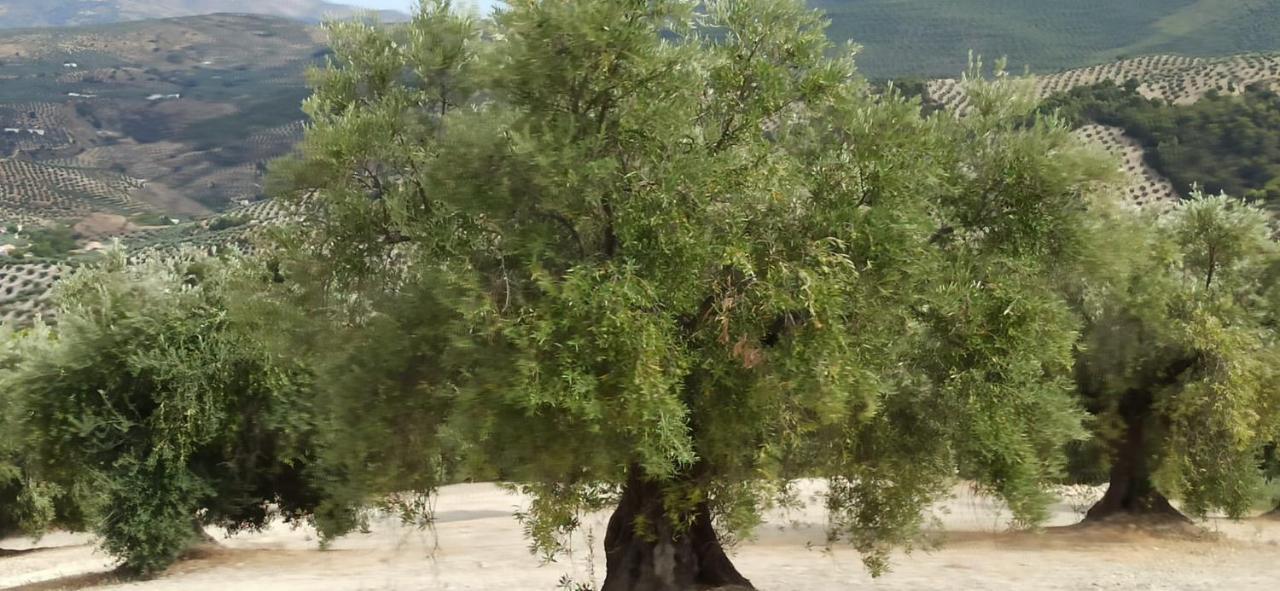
{"left": 0, "top": 0, "right": 406, "bottom": 29}
{"left": 922, "top": 52, "right": 1280, "bottom": 208}
{"left": 926, "top": 53, "right": 1280, "bottom": 115}
{"left": 0, "top": 14, "right": 318, "bottom": 325}
{"left": 0, "top": 262, "right": 64, "bottom": 326}
{"left": 0, "top": 13, "right": 318, "bottom": 226}
{"left": 0, "top": 195, "right": 290, "bottom": 324}
{"left": 1072, "top": 124, "right": 1179, "bottom": 208}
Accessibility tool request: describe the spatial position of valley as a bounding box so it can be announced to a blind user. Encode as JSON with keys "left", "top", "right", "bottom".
{"left": 0, "top": 14, "right": 317, "bottom": 323}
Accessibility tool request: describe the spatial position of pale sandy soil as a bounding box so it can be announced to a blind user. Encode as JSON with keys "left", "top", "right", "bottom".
{"left": 3, "top": 482, "right": 1280, "bottom": 591}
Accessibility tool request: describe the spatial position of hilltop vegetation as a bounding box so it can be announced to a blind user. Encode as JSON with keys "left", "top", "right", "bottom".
{"left": 915, "top": 52, "right": 1280, "bottom": 207}
{"left": 815, "top": 0, "right": 1280, "bottom": 78}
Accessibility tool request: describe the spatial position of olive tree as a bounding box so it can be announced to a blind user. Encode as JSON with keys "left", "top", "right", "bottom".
{"left": 0, "top": 252, "right": 320, "bottom": 574}
{"left": 267, "top": 1, "right": 1114, "bottom": 588}
{"left": 1074, "top": 193, "right": 1280, "bottom": 522}
{"left": 0, "top": 326, "right": 56, "bottom": 540}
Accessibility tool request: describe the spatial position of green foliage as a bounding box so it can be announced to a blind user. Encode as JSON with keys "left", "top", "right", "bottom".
{"left": 812, "top": 0, "right": 1280, "bottom": 78}
{"left": 131, "top": 212, "right": 178, "bottom": 226}
{"left": 1040, "top": 81, "right": 1280, "bottom": 207}
{"left": 267, "top": 0, "right": 1115, "bottom": 575}
{"left": 1075, "top": 193, "right": 1280, "bottom": 518}
{"left": 207, "top": 214, "right": 251, "bottom": 232}
{"left": 18, "top": 224, "right": 78, "bottom": 258}
{"left": 0, "top": 251, "right": 320, "bottom": 574}
{"left": 868, "top": 77, "right": 945, "bottom": 117}
{"left": 0, "top": 326, "right": 49, "bottom": 538}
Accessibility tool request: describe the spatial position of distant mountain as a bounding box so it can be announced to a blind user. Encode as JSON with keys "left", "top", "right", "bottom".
{"left": 814, "top": 0, "right": 1280, "bottom": 78}
{"left": 0, "top": 0, "right": 406, "bottom": 29}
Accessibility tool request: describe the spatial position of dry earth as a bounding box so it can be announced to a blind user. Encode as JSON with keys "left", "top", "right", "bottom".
{"left": 3, "top": 482, "right": 1280, "bottom": 591}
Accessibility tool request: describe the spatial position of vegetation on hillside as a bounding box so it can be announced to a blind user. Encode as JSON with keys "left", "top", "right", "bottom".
{"left": 1039, "top": 80, "right": 1280, "bottom": 206}
{"left": 814, "top": 0, "right": 1280, "bottom": 78}
{"left": 0, "top": 0, "right": 406, "bottom": 30}
{"left": 1, "top": 223, "right": 78, "bottom": 259}
{"left": 0, "top": 13, "right": 319, "bottom": 224}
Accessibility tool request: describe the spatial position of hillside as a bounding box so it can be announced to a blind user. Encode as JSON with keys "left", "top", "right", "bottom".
{"left": 815, "top": 0, "right": 1280, "bottom": 78}
{"left": 0, "top": 13, "right": 322, "bottom": 216}
{"left": 923, "top": 53, "right": 1280, "bottom": 208}
{"left": 0, "top": 0, "right": 405, "bottom": 29}
{"left": 0, "top": 13, "right": 323, "bottom": 323}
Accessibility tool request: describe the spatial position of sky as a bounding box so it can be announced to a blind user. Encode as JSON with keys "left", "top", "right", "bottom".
{"left": 342, "top": 0, "right": 498, "bottom": 14}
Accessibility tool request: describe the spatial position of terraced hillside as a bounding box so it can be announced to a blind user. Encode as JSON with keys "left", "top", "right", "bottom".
{"left": 0, "top": 13, "right": 323, "bottom": 324}
{"left": 925, "top": 52, "right": 1280, "bottom": 210}
{"left": 815, "top": 0, "right": 1280, "bottom": 78}
{"left": 0, "top": 262, "right": 64, "bottom": 326}
{"left": 0, "top": 14, "right": 319, "bottom": 216}
{"left": 0, "top": 198, "right": 294, "bottom": 324}
{"left": 926, "top": 54, "right": 1280, "bottom": 114}
{"left": 1073, "top": 124, "right": 1179, "bottom": 208}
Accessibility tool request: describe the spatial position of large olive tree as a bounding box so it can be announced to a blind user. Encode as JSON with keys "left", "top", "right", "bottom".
{"left": 267, "top": 1, "right": 1114, "bottom": 588}
{"left": 1073, "top": 194, "right": 1280, "bottom": 522}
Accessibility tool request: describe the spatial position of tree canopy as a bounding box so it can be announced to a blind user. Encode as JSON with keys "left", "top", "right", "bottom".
{"left": 265, "top": 0, "right": 1116, "bottom": 587}
{"left": 0, "top": 252, "right": 320, "bottom": 574}
{"left": 1073, "top": 193, "right": 1280, "bottom": 521}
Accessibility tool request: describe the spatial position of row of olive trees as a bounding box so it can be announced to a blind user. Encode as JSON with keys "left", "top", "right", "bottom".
{"left": 3, "top": 1, "right": 1280, "bottom": 589}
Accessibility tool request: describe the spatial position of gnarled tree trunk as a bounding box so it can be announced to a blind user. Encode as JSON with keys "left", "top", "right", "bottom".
{"left": 1085, "top": 390, "right": 1188, "bottom": 523}
{"left": 601, "top": 469, "right": 752, "bottom": 591}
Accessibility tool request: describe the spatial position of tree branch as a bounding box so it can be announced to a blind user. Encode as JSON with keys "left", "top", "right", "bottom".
{"left": 534, "top": 209, "right": 586, "bottom": 259}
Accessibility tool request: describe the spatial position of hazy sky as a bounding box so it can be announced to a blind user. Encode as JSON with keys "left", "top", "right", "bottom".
{"left": 342, "top": 0, "right": 498, "bottom": 14}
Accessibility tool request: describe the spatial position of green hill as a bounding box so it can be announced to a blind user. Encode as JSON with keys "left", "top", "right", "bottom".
{"left": 814, "top": 0, "right": 1280, "bottom": 78}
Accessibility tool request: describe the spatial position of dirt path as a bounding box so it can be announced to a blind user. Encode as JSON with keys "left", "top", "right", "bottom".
{"left": 4, "top": 483, "right": 1280, "bottom": 590}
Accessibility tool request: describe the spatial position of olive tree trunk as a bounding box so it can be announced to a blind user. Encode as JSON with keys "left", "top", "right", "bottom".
{"left": 1085, "top": 391, "right": 1188, "bottom": 523}
{"left": 192, "top": 517, "right": 218, "bottom": 545}
{"left": 601, "top": 470, "right": 752, "bottom": 591}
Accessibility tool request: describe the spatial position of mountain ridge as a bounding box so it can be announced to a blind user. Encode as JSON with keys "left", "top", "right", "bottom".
{"left": 0, "top": 0, "right": 407, "bottom": 29}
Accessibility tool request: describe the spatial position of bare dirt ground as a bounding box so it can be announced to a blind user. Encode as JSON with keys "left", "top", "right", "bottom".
{"left": 3, "top": 482, "right": 1280, "bottom": 591}
{"left": 71, "top": 214, "right": 139, "bottom": 240}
